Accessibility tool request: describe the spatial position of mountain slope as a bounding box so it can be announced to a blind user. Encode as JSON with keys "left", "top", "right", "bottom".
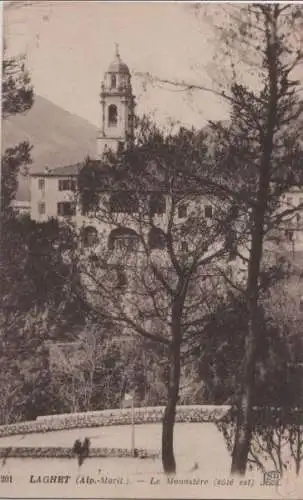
{"left": 2, "top": 95, "right": 98, "bottom": 201}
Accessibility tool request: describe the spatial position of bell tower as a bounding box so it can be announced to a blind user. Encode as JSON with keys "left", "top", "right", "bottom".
{"left": 97, "top": 45, "right": 135, "bottom": 158}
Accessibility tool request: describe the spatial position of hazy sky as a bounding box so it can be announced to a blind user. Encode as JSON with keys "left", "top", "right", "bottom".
{"left": 4, "top": 1, "right": 229, "bottom": 129}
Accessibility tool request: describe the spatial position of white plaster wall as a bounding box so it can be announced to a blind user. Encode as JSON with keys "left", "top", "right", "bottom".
{"left": 31, "top": 176, "right": 78, "bottom": 222}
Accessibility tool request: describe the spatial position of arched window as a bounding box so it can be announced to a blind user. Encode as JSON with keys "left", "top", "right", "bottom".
{"left": 110, "top": 192, "right": 139, "bottom": 214}
{"left": 111, "top": 74, "right": 117, "bottom": 89}
{"left": 81, "top": 226, "right": 98, "bottom": 247}
{"left": 148, "top": 227, "right": 166, "bottom": 250}
{"left": 108, "top": 227, "right": 139, "bottom": 252}
{"left": 108, "top": 105, "right": 118, "bottom": 126}
{"left": 149, "top": 193, "right": 166, "bottom": 216}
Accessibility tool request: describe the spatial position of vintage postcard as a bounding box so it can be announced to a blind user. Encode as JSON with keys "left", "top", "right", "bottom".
{"left": 1, "top": 1, "right": 303, "bottom": 499}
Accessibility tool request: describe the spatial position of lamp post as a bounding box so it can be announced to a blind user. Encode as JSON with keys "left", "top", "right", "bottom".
{"left": 119, "top": 353, "right": 137, "bottom": 456}
{"left": 131, "top": 392, "right": 135, "bottom": 456}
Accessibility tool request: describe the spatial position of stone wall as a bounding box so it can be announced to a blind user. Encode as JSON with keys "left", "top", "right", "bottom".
{"left": 0, "top": 405, "right": 231, "bottom": 438}
{"left": 0, "top": 446, "right": 158, "bottom": 459}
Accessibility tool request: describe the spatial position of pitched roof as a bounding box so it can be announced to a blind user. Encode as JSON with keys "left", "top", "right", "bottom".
{"left": 31, "top": 162, "right": 83, "bottom": 177}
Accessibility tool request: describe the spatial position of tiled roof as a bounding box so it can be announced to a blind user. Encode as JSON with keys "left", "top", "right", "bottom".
{"left": 31, "top": 162, "right": 83, "bottom": 177}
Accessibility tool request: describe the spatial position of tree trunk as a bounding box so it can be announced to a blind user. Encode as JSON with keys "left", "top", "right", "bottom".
{"left": 162, "top": 339, "right": 181, "bottom": 474}
{"left": 231, "top": 317, "right": 256, "bottom": 474}
{"left": 231, "top": 7, "right": 279, "bottom": 475}
{"left": 295, "top": 427, "right": 301, "bottom": 476}
{"left": 231, "top": 145, "right": 271, "bottom": 474}
{"left": 231, "top": 180, "right": 270, "bottom": 475}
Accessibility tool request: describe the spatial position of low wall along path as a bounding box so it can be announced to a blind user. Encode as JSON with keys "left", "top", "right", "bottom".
{"left": 0, "top": 405, "right": 231, "bottom": 438}
{"left": 0, "top": 406, "right": 230, "bottom": 459}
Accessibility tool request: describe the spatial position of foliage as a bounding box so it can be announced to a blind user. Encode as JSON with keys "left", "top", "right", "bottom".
{"left": 188, "top": 291, "right": 300, "bottom": 408}
{"left": 49, "top": 323, "right": 169, "bottom": 413}
{"left": 77, "top": 156, "right": 106, "bottom": 215}
{"left": 1, "top": 216, "right": 81, "bottom": 318}
{"left": 218, "top": 415, "right": 303, "bottom": 477}
{"left": 205, "top": 282, "right": 303, "bottom": 475}
{"left": 1, "top": 142, "right": 32, "bottom": 215}
{"left": 0, "top": 217, "right": 86, "bottom": 423}
{"left": 2, "top": 52, "right": 34, "bottom": 118}
{"left": 1, "top": 50, "right": 34, "bottom": 215}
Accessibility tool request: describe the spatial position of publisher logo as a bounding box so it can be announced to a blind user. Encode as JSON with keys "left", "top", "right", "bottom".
{"left": 262, "top": 471, "right": 281, "bottom": 486}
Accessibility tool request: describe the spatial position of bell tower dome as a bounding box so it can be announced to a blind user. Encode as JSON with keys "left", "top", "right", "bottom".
{"left": 97, "top": 45, "right": 135, "bottom": 158}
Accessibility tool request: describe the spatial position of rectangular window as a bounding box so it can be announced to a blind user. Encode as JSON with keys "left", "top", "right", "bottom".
{"left": 116, "top": 266, "right": 127, "bottom": 289}
{"left": 181, "top": 241, "right": 188, "bottom": 252}
{"left": 58, "top": 179, "right": 77, "bottom": 191}
{"left": 38, "top": 202, "right": 45, "bottom": 215}
{"left": 57, "top": 202, "right": 76, "bottom": 216}
{"left": 150, "top": 193, "right": 166, "bottom": 215}
{"left": 178, "top": 204, "right": 187, "bottom": 219}
{"left": 38, "top": 178, "right": 45, "bottom": 190}
{"left": 205, "top": 205, "right": 213, "bottom": 218}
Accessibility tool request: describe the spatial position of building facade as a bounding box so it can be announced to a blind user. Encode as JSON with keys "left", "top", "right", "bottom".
{"left": 29, "top": 48, "right": 303, "bottom": 262}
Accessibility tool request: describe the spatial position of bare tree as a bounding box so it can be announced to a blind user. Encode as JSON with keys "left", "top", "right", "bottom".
{"left": 76, "top": 124, "right": 235, "bottom": 473}
{"left": 49, "top": 332, "right": 99, "bottom": 413}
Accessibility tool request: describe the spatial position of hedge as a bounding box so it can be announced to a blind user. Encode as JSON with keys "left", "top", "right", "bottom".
{"left": 0, "top": 405, "right": 230, "bottom": 438}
